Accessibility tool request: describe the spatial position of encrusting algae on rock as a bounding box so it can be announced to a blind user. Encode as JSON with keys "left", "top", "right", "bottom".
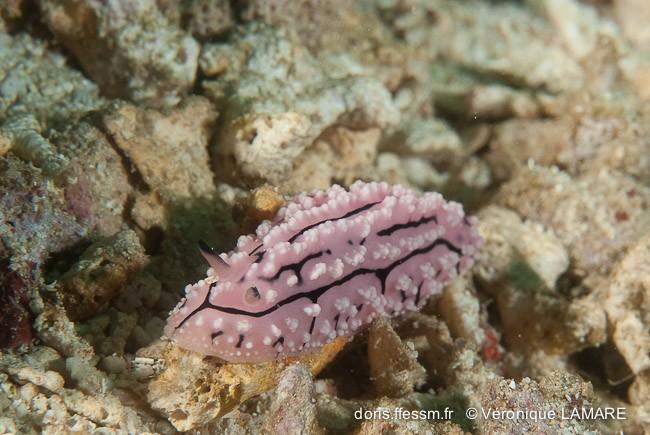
{"left": 4, "top": 0, "right": 650, "bottom": 433}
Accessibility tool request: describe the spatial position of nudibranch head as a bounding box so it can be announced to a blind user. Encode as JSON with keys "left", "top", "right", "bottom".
{"left": 164, "top": 181, "right": 481, "bottom": 363}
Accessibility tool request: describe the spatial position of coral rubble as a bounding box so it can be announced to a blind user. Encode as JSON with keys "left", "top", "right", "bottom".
{"left": 1, "top": 0, "right": 650, "bottom": 433}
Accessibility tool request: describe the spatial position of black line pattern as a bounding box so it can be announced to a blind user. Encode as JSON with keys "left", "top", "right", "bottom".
{"left": 414, "top": 282, "right": 423, "bottom": 306}
{"left": 287, "top": 201, "right": 381, "bottom": 244}
{"left": 246, "top": 200, "right": 382, "bottom": 264}
{"left": 174, "top": 237, "right": 462, "bottom": 330}
{"left": 309, "top": 317, "right": 316, "bottom": 334}
{"left": 377, "top": 215, "right": 437, "bottom": 236}
{"left": 249, "top": 244, "right": 263, "bottom": 255}
{"left": 260, "top": 249, "right": 331, "bottom": 284}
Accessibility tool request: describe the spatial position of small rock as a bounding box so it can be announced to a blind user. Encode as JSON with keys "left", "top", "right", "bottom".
{"left": 60, "top": 229, "right": 148, "bottom": 320}
{"left": 263, "top": 364, "right": 322, "bottom": 434}
{"left": 143, "top": 337, "right": 346, "bottom": 431}
{"left": 99, "top": 355, "right": 127, "bottom": 374}
{"left": 40, "top": 0, "right": 199, "bottom": 107}
{"left": 101, "top": 98, "right": 218, "bottom": 202}
{"left": 605, "top": 233, "right": 650, "bottom": 374}
{"left": 367, "top": 318, "right": 426, "bottom": 397}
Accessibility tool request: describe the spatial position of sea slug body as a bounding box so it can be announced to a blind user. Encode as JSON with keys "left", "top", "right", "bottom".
{"left": 164, "top": 181, "right": 481, "bottom": 363}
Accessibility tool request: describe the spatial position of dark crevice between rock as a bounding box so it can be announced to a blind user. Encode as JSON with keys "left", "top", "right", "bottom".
{"left": 42, "top": 240, "right": 92, "bottom": 285}
{"left": 316, "top": 331, "right": 371, "bottom": 400}
{"left": 3, "top": 0, "right": 52, "bottom": 40}
{"left": 555, "top": 265, "right": 590, "bottom": 299}
{"left": 143, "top": 225, "right": 166, "bottom": 256}
{"left": 229, "top": 0, "right": 247, "bottom": 24}
{"left": 570, "top": 344, "right": 633, "bottom": 402}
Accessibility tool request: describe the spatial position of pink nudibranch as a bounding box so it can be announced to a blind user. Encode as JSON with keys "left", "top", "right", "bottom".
{"left": 164, "top": 181, "right": 481, "bottom": 363}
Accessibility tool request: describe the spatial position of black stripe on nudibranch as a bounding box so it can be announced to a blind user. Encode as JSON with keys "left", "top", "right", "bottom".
{"left": 211, "top": 331, "right": 223, "bottom": 340}
{"left": 246, "top": 201, "right": 381, "bottom": 275}
{"left": 375, "top": 267, "right": 391, "bottom": 295}
{"left": 260, "top": 250, "right": 329, "bottom": 284}
{"left": 235, "top": 334, "right": 245, "bottom": 348}
{"left": 377, "top": 215, "right": 437, "bottom": 237}
{"left": 309, "top": 317, "right": 316, "bottom": 334}
{"left": 174, "top": 283, "right": 216, "bottom": 330}
{"left": 173, "top": 238, "right": 463, "bottom": 329}
{"left": 414, "top": 282, "right": 423, "bottom": 306}
{"left": 287, "top": 200, "right": 382, "bottom": 244}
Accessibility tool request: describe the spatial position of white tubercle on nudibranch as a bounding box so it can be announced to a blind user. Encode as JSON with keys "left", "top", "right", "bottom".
{"left": 164, "top": 181, "right": 481, "bottom": 363}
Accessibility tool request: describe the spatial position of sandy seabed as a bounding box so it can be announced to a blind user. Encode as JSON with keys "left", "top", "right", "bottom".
{"left": 1, "top": 0, "right": 650, "bottom": 433}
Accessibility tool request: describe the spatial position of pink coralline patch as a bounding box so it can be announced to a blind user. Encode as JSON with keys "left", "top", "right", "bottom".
{"left": 0, "top": 259, "right": 32, "bottom": 349}
{"left": 481, "top": 323, "right": 504, "bottom": 362}
{"left": 165, "top": 181, "right": 481, "bottom": 363}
